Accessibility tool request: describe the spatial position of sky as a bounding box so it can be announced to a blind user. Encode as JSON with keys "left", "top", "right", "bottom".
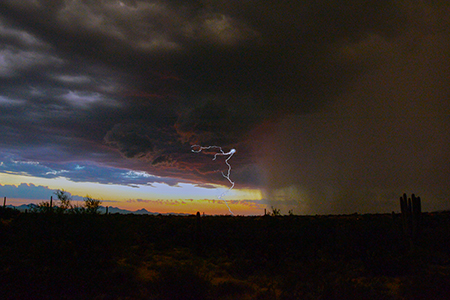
{"left": 0, "top": 0, "right": 449, "bottom": 215}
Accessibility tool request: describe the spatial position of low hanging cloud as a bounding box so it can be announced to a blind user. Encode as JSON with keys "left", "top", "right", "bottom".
{"left": 0, "top": 156, "right": 180, "bottom": 186}
{"left": 0, "top": 183, "right": 55, "bottom": 200}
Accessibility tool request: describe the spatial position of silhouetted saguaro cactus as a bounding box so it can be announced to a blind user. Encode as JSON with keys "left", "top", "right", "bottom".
{"left": 400, "top": 193, "right": 421, "bottom": 246}
{"left": 3, "top": 196, "right": 5, "bottom": 207}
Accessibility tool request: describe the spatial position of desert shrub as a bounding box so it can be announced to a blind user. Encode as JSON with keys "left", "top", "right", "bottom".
{"left": 0, "top": 206, "right": 20, "bottom": 219}
{"left": 55, "top": 189, "right": 72, "bottom": 210}
{"left": 271, "top": 206, "right": 281, "bottom": 216}
{"left": 400, "top": 271, "right": 450, "bottom": 300}
{"left": 150, "top": 264, "right": 211, "bottom": 300}
{"left": 213, "top": 279, "right": 254, "bottom": 298}
{"left": 83, "top": 195, "right": 102, "bottom": 214}
{"left": 35, "top": 200, "right": 54, "bottom": 213}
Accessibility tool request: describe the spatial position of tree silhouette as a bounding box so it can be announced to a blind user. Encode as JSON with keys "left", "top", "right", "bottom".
{"left": 55, "top": 189, "right": 72, "bottom": 211}
{"left": 84, "top": 196, "right": 102, "bottom": 214}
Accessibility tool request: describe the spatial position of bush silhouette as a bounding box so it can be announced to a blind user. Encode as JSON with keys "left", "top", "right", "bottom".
{"left": 83, "top": 196, "right": 102, "bottom": 214}
{"left": 55, "top": 189, "right": 72, "bottom": 210}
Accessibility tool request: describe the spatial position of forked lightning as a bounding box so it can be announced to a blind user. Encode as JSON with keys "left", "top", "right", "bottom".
{"left": 191, "top": 145, "right": 236, "bottom": 215}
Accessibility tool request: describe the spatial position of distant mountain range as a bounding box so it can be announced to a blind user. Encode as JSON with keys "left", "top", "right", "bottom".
{"left": 4, "top": 204, "right": 191, "bottom": 216}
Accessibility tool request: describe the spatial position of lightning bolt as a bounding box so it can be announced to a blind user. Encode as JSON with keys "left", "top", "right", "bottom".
{"left": 191, "top": 145, "right": 236, "bottom": 215}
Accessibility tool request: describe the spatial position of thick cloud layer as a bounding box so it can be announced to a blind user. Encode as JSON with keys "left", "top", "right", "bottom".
{"left": 1, "top": 1, "right": 449, "bottom": 213}
{"left": 256, "top": 10, "right": 450, "bottom": 213}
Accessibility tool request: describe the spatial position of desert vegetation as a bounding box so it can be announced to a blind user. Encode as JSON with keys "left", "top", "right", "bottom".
{"left": 32, "top": 189, "right": 103, "bottom": 214}
{"left": 1, "top": 195, "right": 449, "bottom": 299}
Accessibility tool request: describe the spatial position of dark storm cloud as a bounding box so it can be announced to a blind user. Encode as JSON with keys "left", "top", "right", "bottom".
{"left": 175, "top": 99, "right": 259, "bottom": 145}
{"left": 104, "top": 123, "right": 158, "bottom": 159}
{"left": 1, "top": 1, "right": 449, "bottom": 212}
{"left": 256, "top": 4, "right": 450, "bottom": 214}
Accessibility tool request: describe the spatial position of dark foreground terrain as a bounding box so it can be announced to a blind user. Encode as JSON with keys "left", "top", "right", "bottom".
{"left": 1, "top": 208, "right": 449, "bottom": 299}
